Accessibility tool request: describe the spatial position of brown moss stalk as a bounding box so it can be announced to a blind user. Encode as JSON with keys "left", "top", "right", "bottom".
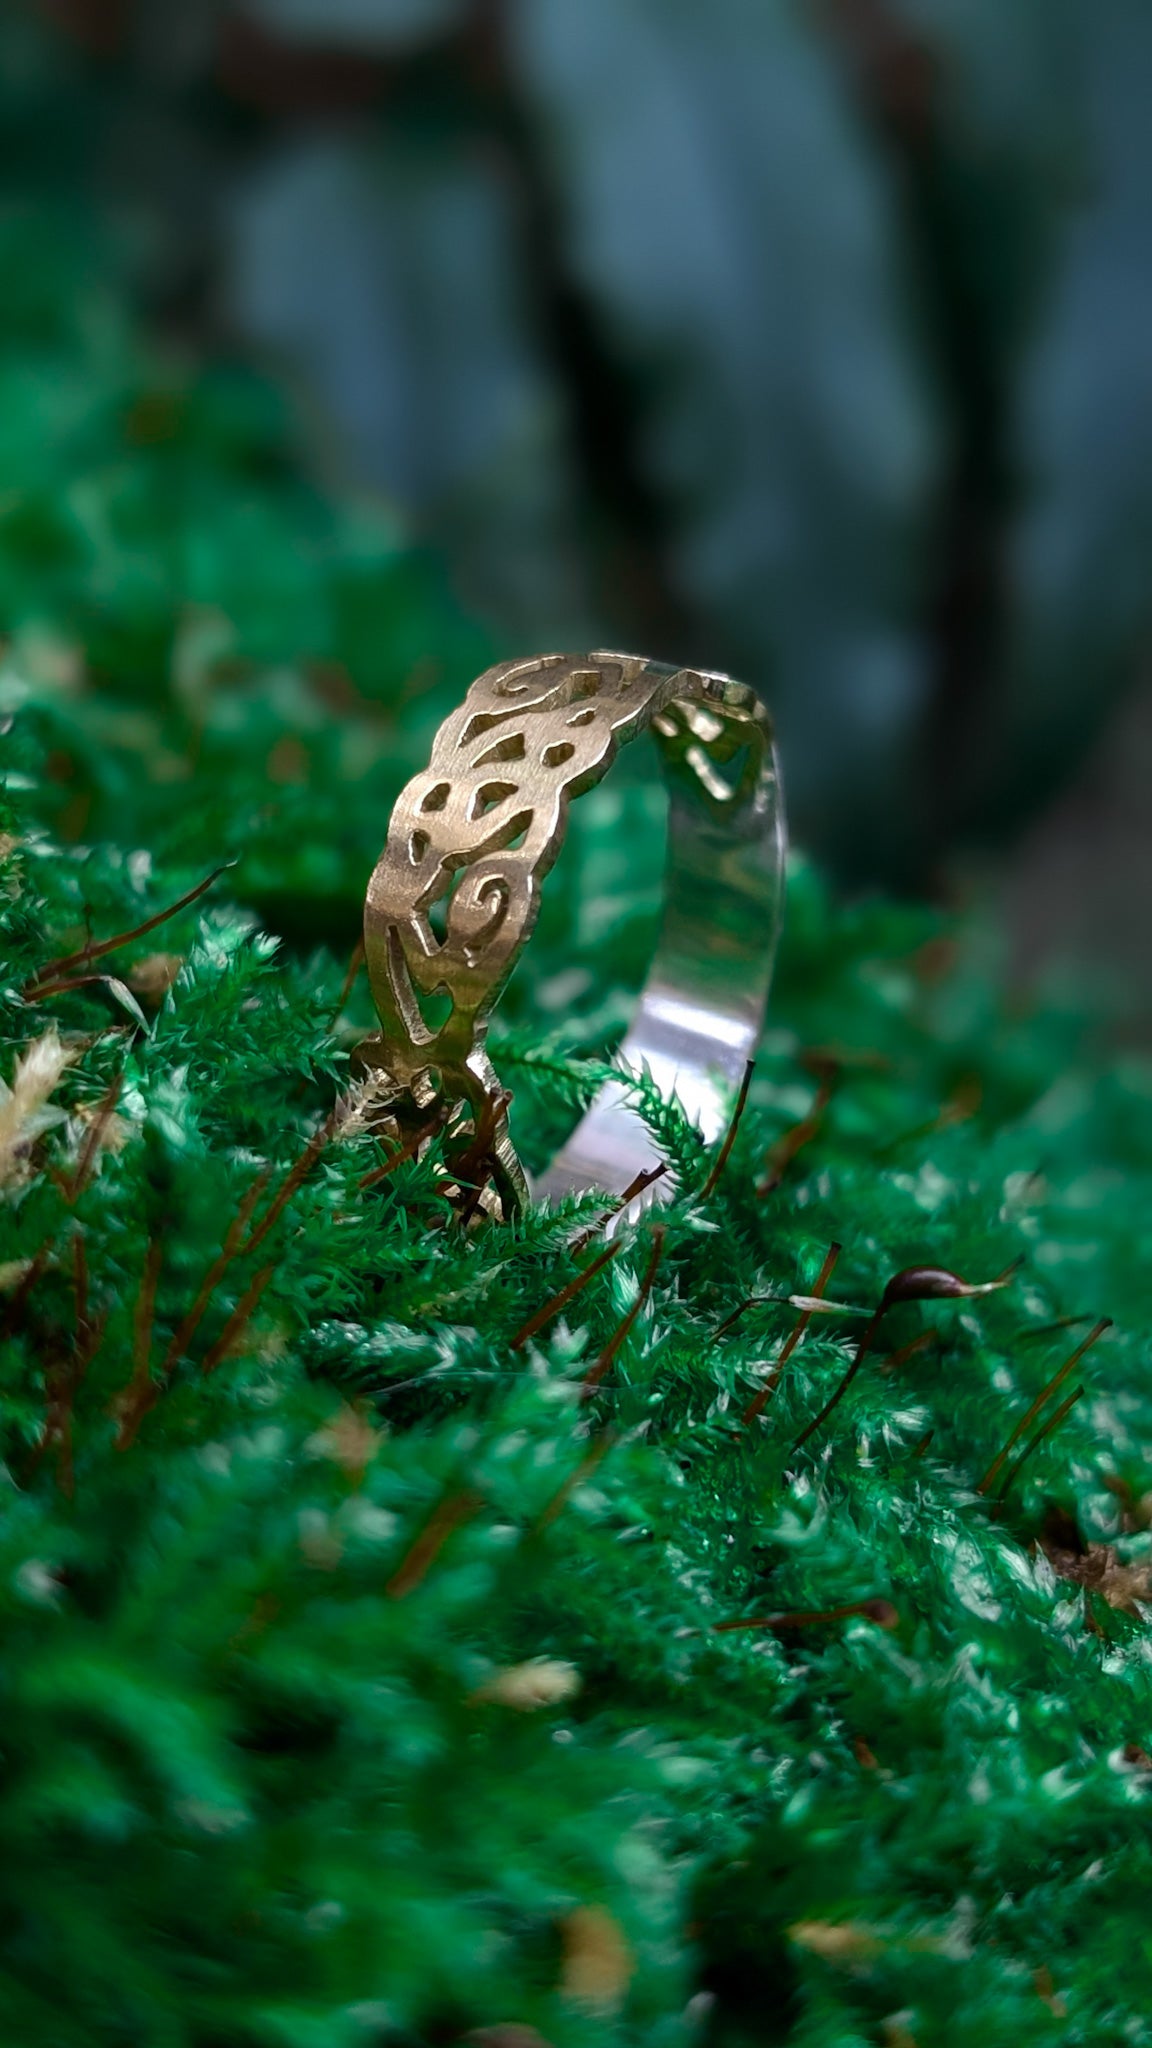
{"left": 385, "top": 1488, "right": 485, "bottom": 1600}
{"left": 158, "top": 1170, "right": 271, "bottom": 1381}
{"left": 357, "top": 1108, "right": 448, "bottom": 1191}
{"left": 699, "top": 1059, "right": 754, "bottom": 1201}
{"left": 510, "top": 1239, "right": 623, "bottom": 1353}
{"left": 113, "top": 1237, "right": 165, "bottom": 1447}
{"left": 200, "top": 1264, "right": 275, "bottom": 1375}
{"left": 742, "top": 1242, "right": 842, "bottom": 1427}
{"left": 994, "top": 1385, "right": 1087, "bottom": 1506}
{"left": 977, "top": 1318, "right": 1110, "bottom": 1496}
{"left": 64, "top": 1071, "right": 125, "bottom": 1204}
{"left": 329, "top": 938, "right": 365, "bottom": 1025}
{"left": 536, "top": 1426, "right": 618, "bottom": 1530}
{"left": 712, "top": 1596, "right": 899, "bottom": 1635}
{"left": 758, "top": 1065, "right": 838, "bottom": 1195}
{"left": 242, "top": 1105, "right": 341, "bottom": 1259}
{"left": 792, "top": 1257, "right": 1021, "bottom": 1456}
{"left": 581, "top": 1227, "right": 665, "bottom": 1399}
{"left": 24, "top": 861, "right": 232, "bottom": 996}
{"left": 569, "top": 1162, "right": 668, "bottom": 1254}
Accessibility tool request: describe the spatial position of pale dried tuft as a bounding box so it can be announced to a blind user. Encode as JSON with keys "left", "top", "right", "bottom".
{"left": 560, "top": 1906, "right": 632, "bottom": 2012}
{"left": 73, "top": 1099, "right": 132, "bottom": 1158}
{"left": 789, "top": 1920, "right": 882, "bottom": 1964}
{"left": 307, "top": 1403, "right": 386, "bottom": 1478}
{"left": 335, "top": 1069, "right": 404, "bottom": 1142}
{"left": 0, "top": 1028, "right": 76, "bottom": 1189}
{"left": 128, "top": 952, "right": 183, "bottom": 1002}
{"left": 475, "top": 1658, "right": 581, "bottom": 1712}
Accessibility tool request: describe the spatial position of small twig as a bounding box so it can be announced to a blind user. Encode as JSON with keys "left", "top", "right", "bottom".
{"left": 977, "top": 1318, "right": 1110, "bottom": 1496}
{"left": 116, "top": 1112, "right": 337, "bottom": 1444}
{"left": 719, "top": 1282, "right": 863, "bottom": 1339}
{"left": 39, "top": 1352, "right": 77, "bottom": 1497}
{"left": 200, "top": 1264, "right": 275, "bottom": 1375}
{"left": 699, "top": 1059, "right": 754, "bottom": 1202}
{"left": 510, "top": 1239, "right": 623, "bottom": 1353}
{"left": 24, "top": 861, "right": 233, "bottom": 994}
{"left": 385, "top": 1488, "right": 484, "bottom": 1600}
{"left": 710, "top": 1596, "right": 898, "bottom": 1636}
{"left": 742, "top": 1242, "right": 842, "bottom": 1426}
{"left": 330, "top": 938, "right": 365, "bottom": 1026}
{"left": 791, "top": 1305, "right": 886, "bottom": 1456}
{"left": 994, "top": 1385, "right": 1086, "bottom": 1507}
{"left": 581, "top": 1227, "right": 665, "bottom": 1399}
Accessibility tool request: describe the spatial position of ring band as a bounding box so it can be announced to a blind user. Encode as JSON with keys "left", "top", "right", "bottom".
{"left": 359, "top": 651, "right": 786, "bottom": 1217}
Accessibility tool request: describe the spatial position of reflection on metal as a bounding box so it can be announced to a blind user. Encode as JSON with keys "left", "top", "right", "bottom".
{"left": 359, "top": 650, "right": 786, "bottom": 1217}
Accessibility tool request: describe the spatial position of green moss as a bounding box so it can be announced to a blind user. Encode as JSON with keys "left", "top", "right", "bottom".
{"left": 2, "top": 211, "right": 1152, "bottom": 2048}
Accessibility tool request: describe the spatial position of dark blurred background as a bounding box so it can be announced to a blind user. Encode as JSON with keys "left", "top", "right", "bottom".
{"left": 8, "top": 0, "right": 1152, "bottom": 1025}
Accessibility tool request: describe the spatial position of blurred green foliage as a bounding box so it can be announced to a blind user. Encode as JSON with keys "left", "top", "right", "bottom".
{"left": 11, "top": 1, "right": 1152, "bottom": 876}
{"left": 213, "top": 0, "right": 1152, "bottom": 876}
{"left": 0, "top": 166, "right": 491, "bottom": 933}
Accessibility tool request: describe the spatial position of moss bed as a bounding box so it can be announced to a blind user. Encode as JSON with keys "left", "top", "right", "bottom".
{"left": 2, "top": 206, "right": 1152, "bottom": 2048}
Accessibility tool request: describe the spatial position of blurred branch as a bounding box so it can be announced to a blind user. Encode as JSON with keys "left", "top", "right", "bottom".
{"left": 814, "top": 0, "right": 1012, "bottom": 872}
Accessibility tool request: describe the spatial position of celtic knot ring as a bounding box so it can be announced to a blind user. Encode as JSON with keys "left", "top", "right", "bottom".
{"left": 359, "top": 651, "right": 786, "bottom": 1217}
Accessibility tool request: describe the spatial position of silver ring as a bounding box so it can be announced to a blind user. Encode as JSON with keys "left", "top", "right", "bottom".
{"left": 359, "top": 650, "right": 786, "bottom": 1216}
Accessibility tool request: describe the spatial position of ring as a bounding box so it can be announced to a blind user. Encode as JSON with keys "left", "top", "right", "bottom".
{"left": 359, "top": 651, "right": 786, "bottom": 1217}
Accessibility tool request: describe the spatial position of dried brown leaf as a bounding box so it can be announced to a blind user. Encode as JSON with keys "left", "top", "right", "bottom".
{"left": 1044, "top": 1540, "right": 1152, "bottom": 1616}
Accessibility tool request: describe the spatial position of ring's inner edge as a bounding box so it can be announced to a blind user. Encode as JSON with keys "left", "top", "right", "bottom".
{"left": 531, "top": 674, "right": 786, "bottom": 1206}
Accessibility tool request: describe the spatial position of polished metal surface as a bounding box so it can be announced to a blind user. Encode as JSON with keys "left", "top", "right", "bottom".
{"left": 360, "top": 650, "right": 786, "bottom": 1216}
